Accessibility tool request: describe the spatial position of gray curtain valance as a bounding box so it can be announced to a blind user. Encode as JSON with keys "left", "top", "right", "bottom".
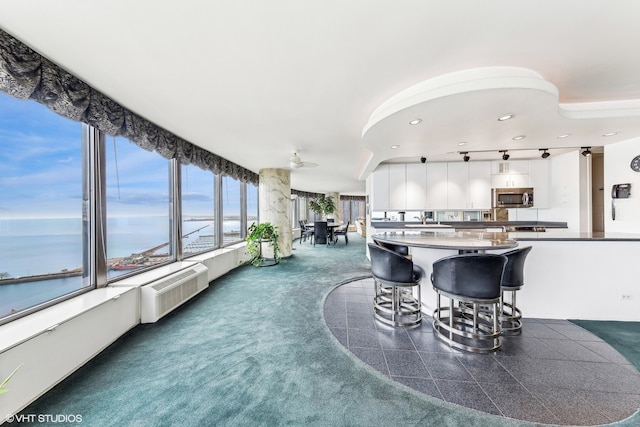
{"left": 0, "top": 28, "right": 259, "bottom": 184}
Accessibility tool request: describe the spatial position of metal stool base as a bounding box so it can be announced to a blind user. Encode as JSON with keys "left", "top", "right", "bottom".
{"left": 432, "top": 290, "right": 501, "bottom": 353}
{"left": 373, "top": 278, "right": 421, "bottom": 327}
{"left": 500, "top": 288, "right": 522, "bottom": 333}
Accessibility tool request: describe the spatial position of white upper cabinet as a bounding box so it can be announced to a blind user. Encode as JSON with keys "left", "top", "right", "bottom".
{"left": 388, "top": 164, "right": 407, "bottom": 210}
{"left": 447, "top": 162, "right": 469, "bottom": 209}
{"left": 468, "top": 161, "right": 492, "bottom": 209}
{"left": 371, "top": 164, "right": 390, "bottom": 211}
{"left": 491, "top": 160, "right": 530, "bottom": 188}
{"left": 371, "top": 159, "right": 540, "bottom": 211}
{"left": 529, "top": 159, "right": 550, "bottom": 208}
{"left": 405, "top": 163, "right": 427, "bottom": 210}
{"left": 447, "top": 161, "right": 491, "bottom": 209}
{"left": 426, "top": 162, "right": 448, "bottom": 209}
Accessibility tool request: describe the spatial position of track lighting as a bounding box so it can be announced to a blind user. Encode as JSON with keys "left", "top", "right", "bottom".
{"left": 500, "top": 150, "right": 510, "bottom": 161}
{"left": 420, "top": 156, "right": 426, "bottom": 164}
{"left": 581, "top": 147, "right": 592, "bottom": 157}
{"left": 540, "top": 149, "right": 550, "bottom": 159}
{"left": 460, "top": 152, "right": 470, "bottom": 162}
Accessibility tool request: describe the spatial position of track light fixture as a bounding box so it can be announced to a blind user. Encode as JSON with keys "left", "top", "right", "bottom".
{"left": 540, "top": 149, "right": 550, "bottom": 159}
{"left": 460, "top": 152, "right": 470, "bottom": 162}
{"left": 500, "top": 150, "right": 510, "bottom": 161}
{"left": 581, "top": 147, "right": 592, "bottom": 157}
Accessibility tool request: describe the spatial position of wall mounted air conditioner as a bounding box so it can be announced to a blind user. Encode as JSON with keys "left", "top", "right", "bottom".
{"left": 140, "top": 263, "right": 208, "bottom": 323}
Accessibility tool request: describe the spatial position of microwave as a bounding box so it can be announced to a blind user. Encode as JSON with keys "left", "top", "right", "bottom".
{"left": 492, "top": 187, "right": 534, "bottom": 208}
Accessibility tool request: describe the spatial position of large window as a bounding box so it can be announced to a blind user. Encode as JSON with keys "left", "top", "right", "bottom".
{"left": 0, "top": 94, "right": 88, "bottom": 321}
{"left": 247, "top": 182, "right": 258, "bottom": 232}
{"left": 106, "top": 137, "right": 171, "bottom": 279}
{"left": 182, "top": 164, "right": 216, "bottom": 255}
{"left": 221, "top": 175, "right": 242, "bottom": 245}
{"left": 0, "top": 93, "right": 258, "bottom": 324}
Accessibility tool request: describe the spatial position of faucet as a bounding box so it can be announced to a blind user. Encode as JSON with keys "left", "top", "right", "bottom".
{"left": 414, "top": 214, "right": 428, "bottom": 225}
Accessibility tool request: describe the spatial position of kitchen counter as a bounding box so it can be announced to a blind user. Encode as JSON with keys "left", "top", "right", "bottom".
{"left": 372, "top": 230, "right": 518, "bottom": 251}
{"left": 371, "top": 220, "right": 568, "bottom": 230}
{"left": 368, "top": 230, "right": 640, "bottom": 321}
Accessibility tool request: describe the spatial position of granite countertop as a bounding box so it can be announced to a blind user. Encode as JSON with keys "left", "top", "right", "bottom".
{"left": 371, "top": 221, "right": 568, "bottom": 229}
{"left": 508, "top": 231, "right": 640, "bottom": 241}
{"left": 372, "top": 230, "right": 518, "bottom": 250}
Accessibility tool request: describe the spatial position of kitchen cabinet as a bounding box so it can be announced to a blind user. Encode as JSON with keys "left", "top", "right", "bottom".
{"left": 426, "top": 162, "right": 448, "bottom": 209}
{"left": 447, "top": 161, "right": 491, "bottom": 209}
{"left": 468, "top": 161, "right": 492, "bottom": 209}
{"left": 371, "top": 164, "right": 389, "bottom": 211}
{"left": 447, "top": 162, "right": 469, "bottom": 209}
{"left": 529, "top": 159, "right": 549, "bottom": 208}
{"left": 405, "top": 163, "right": 427, "bottom": 210}
{"left": 389, "top": 163, "right": 407, "bottom": 210}
{"left": 491, "top": 160, "right": 530, "bottom": 188}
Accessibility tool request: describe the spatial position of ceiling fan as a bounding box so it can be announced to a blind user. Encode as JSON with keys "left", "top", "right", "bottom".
{"left": 289, "top": 151, "right": 318, "bottom": 169}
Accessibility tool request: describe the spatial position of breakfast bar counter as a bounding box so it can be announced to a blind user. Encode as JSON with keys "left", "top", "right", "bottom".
{"left": 370, "top": 230, "right": 640, "bottom": 322}
{"left": 371, "top": 230, "right": 518, "bottom": 252}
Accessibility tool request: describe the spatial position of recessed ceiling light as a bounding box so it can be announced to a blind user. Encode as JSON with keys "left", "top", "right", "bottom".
{"left": 390, "top": 145, "right": 399, "bottom": 149}
{"left": 457, "top": 142, "right": 467, "bottom": 146}
{"left": 409, "top": 119, "right": 422, "bottom": 125}
{"left": 602, "top": 131, "right": 619, "bottom": 137}
{"left": 556, "top": 133, "right": 571, "bottom": 139}
{"left": 497, "top": 114, "right": 514, "bottom": 121}
{"left": 512, "top": 135, "right": 526, "bottom": 141}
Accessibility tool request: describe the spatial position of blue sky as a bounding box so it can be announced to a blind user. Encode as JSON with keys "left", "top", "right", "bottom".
{"left": 0, "top": 91, "right": 243, "bottom": 219}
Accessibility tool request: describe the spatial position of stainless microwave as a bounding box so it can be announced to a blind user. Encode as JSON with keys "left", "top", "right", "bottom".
{"left": 492, "top": 187, "right": 534, "bottom": 208}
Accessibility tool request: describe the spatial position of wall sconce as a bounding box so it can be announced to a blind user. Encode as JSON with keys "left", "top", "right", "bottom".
{"left": 460, "top": 152, "right": 470, "bottom": 162}
{"left": 540, "top": 149, "right": 550, "bottom": 159}
{"left": 581, "top": 147, "right": 592, "bottom": 157}
{"left": 500, "top": 150, "right": 510, "bottom": 161}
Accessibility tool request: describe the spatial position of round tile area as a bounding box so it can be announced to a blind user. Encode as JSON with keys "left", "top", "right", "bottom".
{"left": 324, "top": 278, "right": 640, "bottom": 426}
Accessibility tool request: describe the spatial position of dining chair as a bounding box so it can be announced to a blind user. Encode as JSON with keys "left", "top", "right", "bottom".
{"left": 299, "top": 220, "right": 314, "bottom": 244}
{"left": 313, "top": 221, "right": 329, "bottom": 246}
{"left": 333, "top": 221, "right": 350, "bottom": 245}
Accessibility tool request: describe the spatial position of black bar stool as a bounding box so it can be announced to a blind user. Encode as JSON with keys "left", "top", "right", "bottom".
{"left": 431, "top": 253, "right": 507, "bottom": 353}
{"left": 500, "top": 246, "right": 532, "bottom": 333}
{"left": 368, "top": 243, "right": 423, "bottom": 327}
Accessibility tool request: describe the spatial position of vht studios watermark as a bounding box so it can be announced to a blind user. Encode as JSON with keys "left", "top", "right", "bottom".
{"left": 5, "top": 413, "right": 83, "bottom": 424}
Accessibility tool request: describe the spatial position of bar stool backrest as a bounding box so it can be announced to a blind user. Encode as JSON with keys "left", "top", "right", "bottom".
{"left": 431, "top": 253, "right": 507, "bottom": 299}
{"left": 368, "top": 243, "right": 415, "bottom": 283}
{"left": 501, "top": 246, "right": 532, "bottom": 289}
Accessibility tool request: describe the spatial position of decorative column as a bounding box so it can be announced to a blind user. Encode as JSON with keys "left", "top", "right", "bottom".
{"left": 326, "top": 192, "right": 340, "bottom": 224}
{"left": 259, "top": 168, "right": 292, "bottom": 259}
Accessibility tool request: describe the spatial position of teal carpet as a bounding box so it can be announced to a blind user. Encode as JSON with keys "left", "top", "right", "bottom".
{"left": 569, "top": 320, "right": 640, "bottom": 372}
{"left": 18, "top": 234, "right": 640, "bottom": 426}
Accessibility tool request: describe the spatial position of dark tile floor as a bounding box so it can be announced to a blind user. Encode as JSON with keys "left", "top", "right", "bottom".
{"left": 324, "top": 277, "right": 640, "bottom": 426}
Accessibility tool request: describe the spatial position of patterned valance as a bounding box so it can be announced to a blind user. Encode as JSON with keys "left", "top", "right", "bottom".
{"left": 0, "top": 28, "right": 259, "bottom": 184}
{"left": 291, "top": 189, "right": 322, "bottom": 199}
{"left": 340, "top": 195, "right": 365, "bottom": 202}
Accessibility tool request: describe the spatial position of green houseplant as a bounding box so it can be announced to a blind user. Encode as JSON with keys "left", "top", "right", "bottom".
{"left": 246, "top": 222, "right": 281, "bottom": 267}
{"left": 308, "top": 194, "right": 336, "bottom": 219}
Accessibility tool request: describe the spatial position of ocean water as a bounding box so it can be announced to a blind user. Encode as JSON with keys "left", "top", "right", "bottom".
{"left": 0, "top": 217, "right": 242, "bottom": 317}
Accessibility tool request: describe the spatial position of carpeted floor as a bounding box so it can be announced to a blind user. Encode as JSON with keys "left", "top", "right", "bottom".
{"left": 15, "top": 233, "right": 640, "bottom": 426}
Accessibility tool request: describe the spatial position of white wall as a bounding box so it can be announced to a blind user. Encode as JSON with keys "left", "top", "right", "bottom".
{"left": 604, "top": 138, "right": 640, "bottom": 233}
{"left": 537, "top": 151, "right": 583, "bottom": 231}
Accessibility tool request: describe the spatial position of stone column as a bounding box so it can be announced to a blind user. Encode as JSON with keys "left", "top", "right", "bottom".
{"left": 326, "top": 192, "right": 340, "bottom": 224}
{"left": 259, "top": 168, "right": 292, "bottom": 258}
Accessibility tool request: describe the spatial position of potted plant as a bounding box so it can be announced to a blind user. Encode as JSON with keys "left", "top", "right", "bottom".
{"left": 308, "top": 194, "right": 336, "bottom": 219}
{"left": 245, "top": 222, "right": 281, "bottom": 267}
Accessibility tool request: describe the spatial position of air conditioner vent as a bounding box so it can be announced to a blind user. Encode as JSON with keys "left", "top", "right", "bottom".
{"left": 140, "top": 264, "right": 208, "bottom": 323}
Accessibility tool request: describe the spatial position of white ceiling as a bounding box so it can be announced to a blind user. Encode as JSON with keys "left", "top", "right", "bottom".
{"left": 3, "top": 1, "right": 640, "bottom": 196}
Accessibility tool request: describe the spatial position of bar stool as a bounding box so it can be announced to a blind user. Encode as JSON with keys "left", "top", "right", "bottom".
{"left": 500, "top": 246, "right": 532, "bottom": 333}
{"left": 368, "top": 243, "right": 423, "bottom": 327}
{"left": 431, "top": 253, "right": 507, "bottom": 353}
